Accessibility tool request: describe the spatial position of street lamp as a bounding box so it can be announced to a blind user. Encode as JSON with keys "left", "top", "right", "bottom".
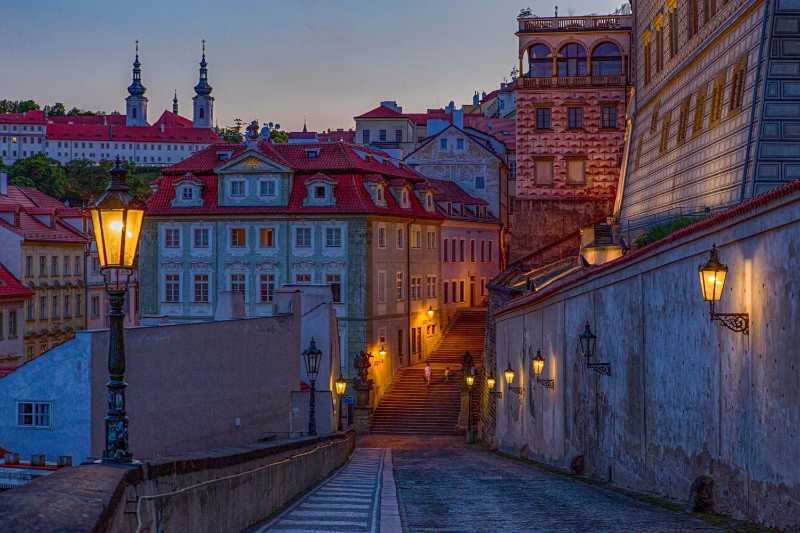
{"left": 504, "top": 363, "right": 524, "bottom": 396}
{"left": 465, "top": 372, "right": 475, "bottom": 443}
{"left": 532, "top": 350, "right": 555, "bottom": 389}
{"left": 334, "top": 373, "right": 347, "bottom": 432}
{"left": 427, "top": 305, "right": 434, "bottom": 318}
{"left": 89, "top": 157, "right": 145, "bottom": 464}
{"left": 579, "top": 323, "right": 610, "bottom": 376}
{"left": 378, "top": 336, "right": 387, "bottom": 357}
{"left": 698, "top": 245, "right": 749, "bottom": 334}
{"left": 302, "top": 338, "right": 322, "bottom": 436}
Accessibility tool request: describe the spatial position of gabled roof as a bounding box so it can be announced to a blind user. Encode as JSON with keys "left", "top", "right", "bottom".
{"left": 44, "top": 112, "right": 220, "bottom": 143}
{"left": 425, "top": 178, "right": 488, "bottom": 206}
{"left": 0, "top": 263, "right": 32, "bottom": 300}
{"left": 354, "top": 105, "right": 453, "bottom": 127}
{"left": 464, "top": 116, "right": 516, "bottom": 151}
{"left": 403, "top": 123, "right": 506, "bottom": 164}
{"left": 0, "top": 110, "right": 46, "bottom": 125}
{"left": 354, "top": 105, "right": 412, "bottom": 121}
{"left": 0, "top": 211, "right": 88, "bottom": 244}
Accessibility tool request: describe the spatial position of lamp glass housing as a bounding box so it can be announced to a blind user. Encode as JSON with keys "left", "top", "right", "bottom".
{"left": 699, "top": 247, "right": 728, "bottom": 302}
{"left": 578, "top": 323, "right": 597, "bottom": 359}
{"left": 302, "top": 339, "right": 322, "bottom": 381}
{"left": 504, "top": 364, "right": 515, "bottom": 385}
{"left": 486, "top": 374, "right": 496, "bottom": 390}
{"left": 379, "top": 344, "right": 387, "bottom": 357}
{"left": 334, "top": 375, "right": 347, "bottom": 396}
{"left": 465, "top": 374, "right": 475, "bottom": 387}
{"left": 532, "top": 350, "right": 545, "bottom": 376}
{"left": 427, "top": 306, "right": 434, "bottom": 318}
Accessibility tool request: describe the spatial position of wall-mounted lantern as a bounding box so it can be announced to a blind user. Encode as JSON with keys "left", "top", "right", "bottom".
{"left": 378, "top": 335, "right": 387, "bottom": 357}
{"left": 485, "top": 372, "right": 502, "bottom": 398}
{"left": 465, "top": 374, "right": 475, "bottom": 387}
{"left": 334, "top": 373, "right": 348, "bottom": 432}
{"left": 504, "top": 363, "right": 524, "bottom": 396}
{"left": 579, "top": 323, "right": 610, "bottom": 376}
{"left": 532, "top": 350, "right": 555, "bottom": 389}
{"left": 427, "top": 305, "right": 435, "bottom": 318}
{"left": 698, "top": 245, "right": 749, "bottom": 334}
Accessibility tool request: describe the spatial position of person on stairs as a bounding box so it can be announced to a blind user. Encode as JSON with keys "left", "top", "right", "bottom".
{"left": 424, "top": 362, "right": 432, "bottom": 387}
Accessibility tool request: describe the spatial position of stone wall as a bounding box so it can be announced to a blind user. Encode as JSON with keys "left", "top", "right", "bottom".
{"left": 0, "top": 432, "right": 355, "bottom": 533}
{"left": 487, "top": 182, "right": 800, "bottom": 529}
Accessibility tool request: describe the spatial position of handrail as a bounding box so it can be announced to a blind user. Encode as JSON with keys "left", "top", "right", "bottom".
{"left": 518, "top": 15, "right": 633, "bottom": 33}
{"left": 517, "top": 75, "right": 627, "bottom": 89}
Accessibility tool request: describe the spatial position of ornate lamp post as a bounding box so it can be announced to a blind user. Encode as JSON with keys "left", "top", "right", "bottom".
{"left": 504, "top": 363, "right": 524, "bottom": 396}
{"left": 302, "top": 338, "right": 322, "bottom": 436}
{"left": 532, "top": 350, "right": 555, "bottom": 389}
{"left": 334, "top": 372, "right": 347, "bottom": 432}
{"left": 579, "top": 323, "right": 610, "bottom": 376}
{"left": 465, "top": 372, "right": 475, "bottom": 443}
{"left": 89, "top": 157, "right": 145, "bottom": 464}
{"left": 698, "top": 245, "right": 749, "bottom": 334}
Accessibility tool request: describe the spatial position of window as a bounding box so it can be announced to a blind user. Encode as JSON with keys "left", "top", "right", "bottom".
{"left": 26, "top": 299, "right": 34, "bottom": 321}
{"left": 182, "top": 187, "right": 194, "bottom": 200}
{"left": 591, "top": 42, "right": 622, "bottom": 76}
{"left": 50, "top": 256, "right": 58, "bottom": 276}
{"left": 259, "top": 273, "right": 276, "bottom": 303}
{"left": 459, "top": 280, "right": 465, "bottom": 302}
{"left": 410, "top": 227, "right": 421, "bottom": 248}
{"left": 710, "top": 70, "right": 726, "bottom": 127}
{"left": 567, "top": 159, "right": 586, "bottom": 185}
{"left": 693, "top": 85, "right": 707, "bottom": 136}
{"left": 451, "top": 239, "right": 457, "bottom": 262}
{"left": 376, "top": 225, "right": 388, "bottom": 248}
{"left": 165, "top": 228, "right": 181, "bottom": 248}
{"left": 259, "top": 228, "right": 274, "bottom": 248}
{"left": 230, "top": 273, "right": 246, "bottom": 293}
{"left": 362, "top": 129, "right": 370, "bottom": 143}
{"left": 194, "top": 228, "right": 209, "bottom": 248}
{"left": 377, "top": 271, "right": 387, "bottom": 303}
{"left": 635, "top": 138, "right": 643, "bottom": 169}
{"left": 295, "top": 273, "right": 311, "bottom": 284}
{"left": 480, "top": 241, "right": 486, "bottom": 262}
{"left": 534, "top": 158, "right": 554, "bottom": 185}
{"left": 669, "top": 10, "right": 679, "bottom": 58}
{"left": 656, "top": 25, "right": 664, "bottom": 73}
{"left": 295, "top": 227, "right": 312, "bottom": 248}
{"left": 528, "top": 44, "right": 553, "bottom": 77}
{"left": 395, "top": 129, "right": 403, "bottom": 142}
{"left": 703, "top": 0, "right": 716, "bottom": 24}
{"left": 396, "top": 272, "right": 404, "bottom": 300}
{"left": 259, "top": 180, "right": 276, "bottom": 197}
{"left": 459, "top": 239, "right": 465, "bottom": 262}
{"left": 601, "top": 105, "right": 618, "bottom": 129}
{"left": 456, "top": 138, "right": 465, "bottom": 150}
{"left": 535, "top": 108, "right": 551, "bottom": 129}
{"left": 25, "top": 256, "right": 33, "bottom": 277}
{"left": 397, "top": 226, "right": 404, "bottom": 249}
{"left": 230, "top": 228, "right": 247, "bottom": 248}
{"left": 17, "top": 402, "right": 51, "bottom": 428}
{"left": 51, "top": 295, "right": 59, "bottom": 319}
{"left": 567, "top": 107, "right": 584, "bottom": 129}
{"left": 443, "top": 280, "right": 449, "bottom": 304}
{"left": 557, "top": 43, "right": 588, "bottom": 76}
{"left": 730, "top": 55, "right": 748, "bottom": 113}
{"left": 488, "top": 241, "right": 493, "bottom": 262}
{"left": 410, "top": 277, "right": 422, "bottom": 300}
{"left": 426, "top": 276, "right": 437, "bottom": 298}
{"left": 63, "top": 295, "right": 71, "bottom": 318}
{"left": 644, "top": 40, "right": 652, "bottom": 85}
{"left": 470, "top": 240, "right": 476, "bottom": 262}
{"left": 230, "top": 180, "right": 245, "bottom": 197}
{"left": 76, "top": 295, "right": 82, "bottom": 317}
{"left": 39, "top": 256, "right": 46, "bottom": 277}
{"left": 443, "top": 238, "right": 449, "bottom": 262}
{"left": 688, "top": 0, "right": 698, "bottom": 38}
{"left": 314, "top": 185, "right": 326, "bottom": 199}
{"left": 475, "top": 176, "right": 485, "bottom": 190}
{"left": 325, "top": 273, "right": 342, "bottom": 303}
{"left": 165, "top": 274, "right": 180, "bottom": 302}
{"left": 91, "top": 295, "right": 100, "bottom": 318}
{"left": 651, "top": 101, "right": 661, "bottom": 134}
{"left": 8, "top": 310, "right": 17, "bottom": 338}
{"left": 379, "top": 129, "right": 387, "bottom": 142}
{"left": 74, "top": 256, "right": 81, "bottom": 276}
{"left": 326, "top": 227, "right": 342, "bottom": 248}
{"left": 678, "top": 95, "right": 691, "bottom": 145}
{"left": 426, "top": 230, "right": 436, "bottom": 249}
{"left": 660, "top": 111, "right": 672, "bottom": 154}
{"left": 440, "top": 138, "right": 448, "bottom": 150}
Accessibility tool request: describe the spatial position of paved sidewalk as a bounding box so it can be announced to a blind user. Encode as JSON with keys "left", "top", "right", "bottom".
{"left": 361, "top": 436, "right": 728, "bottom": 533}
{"left": 258, "top": 448, "right": 387, "bottom": 532}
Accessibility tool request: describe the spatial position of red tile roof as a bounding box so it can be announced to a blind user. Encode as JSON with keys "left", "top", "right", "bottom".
{"left": 317, "top": 129, "right": 356, "bottom": 143}
{"left": 464, "top": 116, "right": 516, "bottom": 151}
{"left": 354, "top": 105, "right": 410, "bottom": 120}
{"left": 0, "top": 110, "right": 46, "bottom": 125}
{"left": 0, "top": 186, "right": 88, "bottom": 243}
{"left": 47, "top": 114, "right": 127, "bottom": 126}
{"left": 0, "top": 211, "right": 88, "bottom": 243}
{"left": 425, "top": 178, "right": 488, "bottom": 206}
{"left": 44, "top": 111, "right": 219, "bottom": 143}
{"left": 0, "top": 263, "right": 32, "bottom": 300}
{"left": 354, "top": 105, "right": 453, "bottom": 127}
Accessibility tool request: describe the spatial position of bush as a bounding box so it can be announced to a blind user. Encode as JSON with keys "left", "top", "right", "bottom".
{"left": 634, "top": 217, "right": 697, "bottom": 248}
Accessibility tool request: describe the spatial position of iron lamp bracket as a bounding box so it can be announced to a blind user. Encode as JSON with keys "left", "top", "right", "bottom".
{"left": 587, "top": 362, "right": 611, "bottom": 376}
{"left": 537, "top": 378, "right": 555, "bottom": 389}
{"left": 709, "top": 302, "right": 749, "bottom": 335}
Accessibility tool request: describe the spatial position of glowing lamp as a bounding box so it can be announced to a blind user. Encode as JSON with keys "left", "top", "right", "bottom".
{"left": 465, "top": 374, "right": 475, "bottom": 387}
{"left": 504, "top": 364, "right": 515, "bottom": 385}
{"left": 698, "top": 245, "right": 728, "bottom": 302}
{"left": 486, "top": 373, "right": 496, "bottom": 391}
{"left": 334, "top": 374, "right": 347, "bottom": 396}
{"left": 427, "top": 305, "right": 434, "bottom": 318}
{"left": 532, "top": 350, "right": 545, "bottom": 376}
{"left": 90, "top": 158, "right": 145, "bottom": 271}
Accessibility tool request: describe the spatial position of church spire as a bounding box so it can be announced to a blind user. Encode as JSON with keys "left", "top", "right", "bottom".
{"left": 192, "top": 40, "right": 214, "bottom": 128}
{"left": 303, "top": 118, "right": 308, "bottom": 133}
{"left": 172, "top": 90, "right": 178, "bottom": 114}
{"left": 127, "top": 40, "right": 146, "bottom": 97}
{"left": 194, "top": 39, "right": 213, "bottom": 96}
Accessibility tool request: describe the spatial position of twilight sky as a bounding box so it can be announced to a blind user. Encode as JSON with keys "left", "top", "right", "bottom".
{"left": 0, "top": 0, "right": 622, "bottom": 132}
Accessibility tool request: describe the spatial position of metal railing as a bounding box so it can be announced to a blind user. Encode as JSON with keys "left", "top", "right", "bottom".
{"left": 518, "top": 15, "right": 632, "bottom": 33}
{"left": 517, "top": 75, "right": 627, "bottom": 89}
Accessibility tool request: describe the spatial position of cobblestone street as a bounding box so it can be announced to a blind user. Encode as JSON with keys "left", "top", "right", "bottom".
{"left": 359, "top": 436, "right": 730, "bottom": 533}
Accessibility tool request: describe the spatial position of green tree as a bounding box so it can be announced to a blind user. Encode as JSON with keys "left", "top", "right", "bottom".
{"left": 269, "top": 129, "right": 289, "bottom": 144}
{"left": 16, "top": 100, "right": 40, "bottom": 113}
{"left": 63, "top": 159, "right": 111, "bottom": 205}
{"left": 220, "top": 127, "right": 243, "bottom": 143}
{"left": 8, "top": 154, "right": 67, "bottom": 199}
{"left": 48, "top": 102, "right": 67, "bottom": 116}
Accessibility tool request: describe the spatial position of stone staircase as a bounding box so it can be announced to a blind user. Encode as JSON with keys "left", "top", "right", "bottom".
{"left": 370, "top": 309, "right": 487, "bottom": 435}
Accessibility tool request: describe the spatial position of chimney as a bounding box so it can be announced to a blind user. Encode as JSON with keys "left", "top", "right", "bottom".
{"left": 380, "top": 100, "right": 402, "bottom": 113}
{"left": 0, "top": 171, "right": 7, "bottom": 196}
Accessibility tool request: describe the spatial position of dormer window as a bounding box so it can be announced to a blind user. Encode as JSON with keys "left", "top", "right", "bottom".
{"left": 425, "top": 192, "right": 434, "bottom": 211}
{"left": 400, "top": 189, "right": 410, "bottom": 207}
{"left": 182, "top": 187, "right": 194, "bottom": 200}
{"left": 315, "top": 186, "right": 326, "bottom": 199}
{"left": 304, "top": 175, "right": 336, "bottom": 207}
{"left": 376, "top": 186, "right": 385, "bottom": 203}
{"left": 217, "top": 151, "right": 233, "bottom": 161}
{"left": 305, "top": 148, "right": 320, "bottom": 160}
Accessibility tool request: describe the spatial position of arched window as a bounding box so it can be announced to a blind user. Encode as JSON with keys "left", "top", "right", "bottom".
{"left": 557, "top": 43, "right": 588, "bottom": 77}
{"left": 527, "top": 44, "right": 553, "bottom": 77}
{"left": 592, "top": 42, "right": 623, "bottom": 76}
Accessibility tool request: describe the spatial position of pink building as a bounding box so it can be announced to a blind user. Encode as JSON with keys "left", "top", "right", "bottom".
{"left": 0, "top": 264, "right": 32, "bottom": 367}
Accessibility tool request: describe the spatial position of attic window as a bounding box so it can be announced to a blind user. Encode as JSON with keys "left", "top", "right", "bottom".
{"left": 425, "top": 193, "right": 434, "bottom": 210}
{"left": 315, "top": 186, "right": 326, "bottom": 199}
{"left": 376, "top": 185, "right": 385, "bottom": 203}
{"left": 401, "top": 189, "right": 410, "bottom": 207}
{"left": 217, "top": 151, "right": 232, "bottom": 161}
{"left": 305, "top": 148, "right": 320, "bottom": 160}
{"left": 182, "top": 187, "right": 194, "bottom": 200}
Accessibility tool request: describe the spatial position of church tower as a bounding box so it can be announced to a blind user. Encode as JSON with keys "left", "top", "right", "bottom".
{"left": 192, "top": 40, "right": 214, "bottom": 128}
{"left": 125, "top": 41, "right": 148, "bottom": 126}
{"left": 172, "top": 90, "right": 179, "bottom": 115}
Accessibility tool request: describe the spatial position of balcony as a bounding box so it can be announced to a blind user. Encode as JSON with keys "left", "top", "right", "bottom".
{"left": 517, "top": 75, "right": 627, "bottom": 89}
{"left": 517, "top": 15, "right": 632, "bottom": 34}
